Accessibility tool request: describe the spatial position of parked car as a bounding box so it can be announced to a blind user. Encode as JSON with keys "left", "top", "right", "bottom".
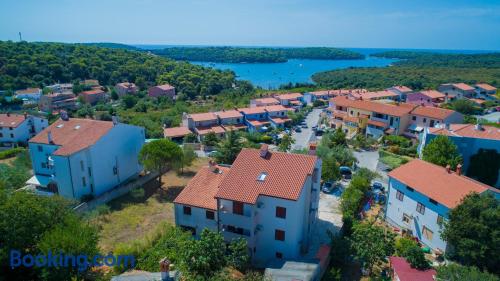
{"left": 295, "top": 127, "right": 302, "bottom": 133}
{"left": 322, "top": 181, "right": 334, "bottom": 193}
{"left": 372, "top": 181, "right": 384, "bottom": 191}
{"left": 301, "top": 124, "right": 308, "bottom": 128}
{"left": 339, "top": 166, "right": 352, "bottom": 180}
{"left": 315, "top": 129, "right": 324, "bottom": 136}
{"left": 312, "top": 125, "right": 318, "bottom": 130}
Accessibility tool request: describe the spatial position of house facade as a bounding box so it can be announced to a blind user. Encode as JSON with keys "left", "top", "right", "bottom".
{"left": 79, "top": 89, "right": 106, "bottom": 105}
{"left": 275, "top": 93, "right": 303, "bottom": 106}
{"left": 39, "top": 92, "right": 78, "bottom": 112}
{"left": 406, "top": 90, "right": 446, "bottom": 107}
{"left": 385, "top": 159, "right": 493, "bottom": 253}
{"left": 182, "top": 112, "right": 225, "bottom": 139}
{"left": 27, "top": 117, "right": 145, "bottom": 200}
{"left": 115, "top": 82, "right": 138, "bottom": 96}
{"left": 387, "top": 86, "right": 413, "bottom": 101}
{"left": 175, "top": 146, "right": 321, "bottom": 267}
{"left": 437, "top": 83, "right": 475, "bottom": 100}
{"left": 474, "top": 83, "right": 497, "bottom": 100}
{"left": 148, "top": 84, "right": 176, "bottom": 99}
{"left": 0, "top": 113, "right": 48, "bottom": 145}
{"left": 15, "top": 88, "right": 42, "bottom": 104}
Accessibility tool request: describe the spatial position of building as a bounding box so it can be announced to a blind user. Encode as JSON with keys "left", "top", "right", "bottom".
{"left": 303, "top": 90, "right": 338, "bottom": 104}
{"left": 238, "top": 107, "right": 270, "bottom": 133}
{"left": 163, "top": 126, "right": 193, "bottom": 143}
{"left": 182, "top": 112, "right": 225, "bottom": 139}
{"left": 275, "top": 93, "right": 303, "bottom": 107}
{"left": 406, "top": 90, "right": 446, "bottom": 106}
{"left": 250, "top": 97, "right": 280, "bottom": 108}
{"left": 115, "top": 82, "right": 138, "bottom": 96}
{"left": 474, "top": 83, "right": 497, "bottom": 100}
{"left": 389, "top": 256, "right": 436, "bottom": 281}
{"left": 175, "top": 146, "right": 321, "bottom": 266}
{"left": 419, "top": 123, "right": 500, "bottom": 187}
{"left": 80, "top": 89, "right": 106, "bottom": 105}
{"left": 387, "top": 86, "right": 413, "bottom": 101}
{"left": 349, "top": 90, "right": 399, "bottom": 101}
{"left": 216, "top": 110, "right": 246, "bottom": 132}
{"left": 148, "top": 84, "right": 176, "bottom": 99}
{"left": 15, "top": 88, "right": 42, "bottom": 104}
{"left": 438, "top": 83, "right": 475, "bottom": 100}
{"left": 47, "top": 83, "right": 73, "bottom": 93}
{"left": 407, "top": 106, "right": 463, "bottom": 135}
{"left": 82, "top": 79, "right": 100, "bottom": 88}
{"left": 0, "top": 113, "right": 48, "bottom": 145}
{"left": 27, "top": 116, "right": 145, "bottom": 200}
{"left": 264, "top": 105, "right": 293, "bottom": 129}
{"left": 385, "top": 159, "right": 495, "bottom": 252}
{"left": 39, "top": 92, "right": 78, "bottom": 112}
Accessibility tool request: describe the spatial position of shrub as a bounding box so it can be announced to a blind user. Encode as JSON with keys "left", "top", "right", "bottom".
{"left": 0, "top": 147, "right": 25, "bottom": 160}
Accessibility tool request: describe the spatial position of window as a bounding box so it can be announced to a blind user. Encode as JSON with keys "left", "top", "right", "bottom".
{"left": 406, "top": 186, "right": 414, "bottom": 192}
{"left": 275, "top": 229, "right": 285, "bottom": 241}
{"left": 206, "top": 210, "right": 215, "bottom": 220}
{"left": 41, "top": 163, "right": 47, "bottom": 169}
{"left": 276, "top": 207, "right": 286, "bottom": 219}
{"left": 412, "top": 116, "right": 416, "bottom": 121}
{"left": 402, "top": 213, "right": 411, "bottom": 224}
{"left": 9, "top": 127, "right": 13, "bottom": 130}
{"left": 0, "top": 133, "right": 2, "bottom": 138}
{"left": 423, "top": 118, "right": 427, "bottom": 123}
{"left": 80, "top": 160, "right": 84, "bottom": 171}
{"left": 233, "top": 201, "right": 243, "bottom": 215}
{"left": 181, "top": 225, "right": 196, "bottom": 236}
{"left": 350, "top": 110, "right": 353, "bottom": 115}
{"left": 37, "top": 145, "right": 43, "bottom": 152}
{"left": 275, "top": 252, "right": 283, "bottom": 259}
{"left": 82, "top": 177, "right": 86, "bottom": 187}
{"left": 422, "top": 226, "right": 433, "bottom": 240}
{"left": 88, "top": 167, "right": 92, "bottom": 177}
{"left": 429, "top": 198, "right": 438, "bottom": 205}
{"left": 281, "top": 112, "right": 285, "bottom": 116}
{"left": 416, "top": 202, "right": 425, "bottom": 215}
{"left": 257, "top": 172, "right": 267, "bottom": 182}
{"left": 437, "top": 215, "right": 444, "bottom": 225}
{"left": 396, "top": 190, "right": 404, "bottom": 201}
{"left": 183, "top": 206, "right": 192, "bottom": 215}
{"left": 10, "top": 134, "right": 14, "bottom": 138}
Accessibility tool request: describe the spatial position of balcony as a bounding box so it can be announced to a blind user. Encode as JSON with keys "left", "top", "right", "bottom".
{"left": 219, "top": 210, "right": 252, "bottom": 229}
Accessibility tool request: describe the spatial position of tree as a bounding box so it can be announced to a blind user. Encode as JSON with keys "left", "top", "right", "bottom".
{"left": 215, "top": 130, "right": 243, "bottom": 164}
{"left": 422, "top": 135, "right": 462, "bottom": 169}
{"left": 183, "top": 133, "right": 198, "bottom": 143}
{"left": 441, "top": 193, "right": 499, "bottom": 274}
{"left": 227, "top": 238, "right": 250, "bottom": 272}
{"left": 451, "top": 99, "right": 478, "bottom": 115}
{"left": 178, "top": 146, "right": 197, "bottom": 174}
{"left": 278, "top": 134, "right": 294, "bottom": 152}
{"left": 340, "top": 175, "right": 370, "bottom": 218}
{"left": 404, "top": 246, "right": 429, "bottom": 270}
{"left": 350, "top": 223, "right": 395, "bottom": 275}
{"left": 322, "top": 153, "right": 341, "bottom": 182}
{"left": 181, "top": 229, "right": 227, "bottom": 278}
{"left": 436, "top": 264, "right": 499, "bottom": 281}
{"left": 139, "top": 139, "right": 183, "bottom": 186}
{"left": 466, "top": 149, "right": 500, "bottom": 186}
{"left": 321, "top": 128, "right": 347, "bottom": 148}
{"left": 202, "top": 132, "right": 219, "bottom": 147}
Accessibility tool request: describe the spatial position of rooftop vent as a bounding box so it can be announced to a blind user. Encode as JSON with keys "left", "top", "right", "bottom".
{"left": 74, "top": 125, "right": 81, "bottom": 130}
{"left": 257, "top": 172, "right": 267, "bottom": 182}
{"left": 56, "top": 124, "right": 64, "bottom": 128}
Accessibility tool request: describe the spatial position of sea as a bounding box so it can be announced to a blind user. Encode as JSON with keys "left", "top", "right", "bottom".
{"left": 135, "top": 45, "right": 495, "bottom": 89}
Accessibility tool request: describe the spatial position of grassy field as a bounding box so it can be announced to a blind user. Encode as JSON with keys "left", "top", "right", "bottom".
{"left": 379, "top": 150, "right": 413, "bottom": 170}
{"left": 92, "top": 157, "right": 209, "bottom": 252}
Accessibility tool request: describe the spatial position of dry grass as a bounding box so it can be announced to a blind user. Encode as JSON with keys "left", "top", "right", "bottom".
{"left": 93, "top": 158, "right": 209, "bottom": 252}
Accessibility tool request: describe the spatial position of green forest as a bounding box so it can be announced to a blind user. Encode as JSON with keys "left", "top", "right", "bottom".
{"left": 312, "top": 51, "right": 500, "bottom": 90}
{"left": 0, "top": 41, "right": 239, "bottom": 99}
{"left": 150, "top": 46, "right": 364, "bottom": 63}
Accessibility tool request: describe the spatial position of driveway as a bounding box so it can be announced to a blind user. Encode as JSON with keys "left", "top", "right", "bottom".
{"left": 291, "top": 108, "right": 322, "bottom": 150}
{"left": 353, "top": 149, "right": 389, "bottom": 183}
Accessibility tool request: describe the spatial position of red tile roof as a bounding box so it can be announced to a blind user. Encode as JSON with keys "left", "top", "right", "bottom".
{"left": 247, "top": 120, "right": 270, "bottom": 127}
{"left": 476, "top": 83, "right": 497, "bottom": 91}
{"left": 330, "top": 96, "right": 416, "bottom": 117}
{"left": 80, "top": 89, "right": 105, "bottom": 96}
{"left": 275, "top": 93, "right": 303, "bottom": 100}
{"left": 216, "top": 148, "right": 318, "bottom": 204}
{"left": 215, "top": 110, "right": 243, "bottom": 119}
{"left": 351, "top": 90, "right": 398, "bottom": 100}
{"left": 15, "top": 88, "right": 41, "bottom": 95}
{"left": 419, "top": 90, "right": 446, "bottom": 99}
{"left": 30, "top": 118, "right": 114, "bottom": 156}
{"left": 410, "top": 105, "right": 457, "bottom": 120}
{"left": 270, "top": 117, "right": 291, "bottom": 124}
{"left": 196, "top": 125, "right": 225, "bottom": 135}
{"left": 174, "top": 165, "right": 230, "bottom": 210}
{"left": 222, "top": 124, "right": 248, "bottom": 131}
{"left": 428, "top": 124, "right": 500, "bottom": 141}
{"left": 156, "top": 84, "right": 175, "bottom": 91}
{"left": 0, "top": 113, "right": 27, "bottom": 128}
{"left": 189, "top": 112, "right": 218, "bottom": 122}
{"left": 238, "top": 107, "right": 267, "bottom": 115}
{"left": 264, "top": 105, "right": 293, "bottom": 112}
{"left": 390, "top": 86, "right": 413, "bottom": 93}
{"left": 389, "top": 256, "right": 436, "bottom": 281}
{"left": 164, "top": 126, "right": 192, "bottom": 138}
{"left": 389, "top": 159, "right": 490, "bottom": 208}
{"left": 116, "top": 82, "right": 136, "bottom": 88}
{"left": 367, "top": 119, "right": 388, "bottom": 128}
{"left": 253, "top": 97, "right": 280, "bottom": 104}
{"left": 453, "top": 83, "right": 474, "bottom": 91}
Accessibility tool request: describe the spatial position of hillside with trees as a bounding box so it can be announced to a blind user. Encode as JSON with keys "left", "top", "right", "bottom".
{"left": 150, "top": 46, "right": 364, "bottom": 63}
{"left": 312, "top": 51, "right": 500, "bottom": 90}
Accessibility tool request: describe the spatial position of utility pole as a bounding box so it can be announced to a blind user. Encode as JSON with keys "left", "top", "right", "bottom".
{"left": 18, "top": 32, "right": 22, "bottom": 41}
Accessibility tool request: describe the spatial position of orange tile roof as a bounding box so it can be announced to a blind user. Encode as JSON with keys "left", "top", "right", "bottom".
{"left": 248, "top": 120, "right": 270, "bottom": 127}
{"left": 475, "top": 83, "right": 497, "bottom": 91}
{"left": 453, "top": 83, "right": 475, "bottom": 91}
{"left": 410, "top": 106, "right": 457, "bottom": 120}
{"left": 253, "top": 97, "right": 280, "bottom": 104}
{"left": 196, "top": 125, "right": 225, "bottom": 135}
{"left": 164, "top": 126, "right": 192, "bottom": 138}
{"left": 290, "top": 100, "right": 302, "bottom": 105}
{"left": 330, "top": 96, "right": 416, "bottom": 117}
{"left": 354, "top": 90, "right": 398, "bottom": 100}
{"left": 333, "top": 111, "right": 347, "bottom": 119}
{"left": 367, "top": 119, "right": 388, "bottom": 128}
{"left": 0, "top": 113, "right": 27, "bottom": 128}
{"left": 116, "top": 82, "right": 136, "bottom": 88}
{"left": 174, "top": 165, "right": 230, "bottom": 210}
{"left": 275, "top": 93, "right": 303, "bottom": 100}
{"left": 222, "top": 124, "right": 248, "bottom": 131}
{"left": 270, "top": 117, "right": 291, "bottom": 124}
{"left": 344, "top": 115, "right": 359, "bottom": 123}
{"left": 155, "top": 84, "right": 174, "bottom": 90}
{"left": 215, "top": 110, "right": 243, "bottom": 119}
{"left": 216, "top": 148, "right": 318, "bottom": 204}
{"left": 469, "top": 98, "right": 487, "bottom": 105}
{"left": 389, "top": 159, "right": 490, "bottom": 208}
{"left": 238, "top": 107, "right": 267, "bottom": 115}
{"left": 390, "top": 86, "right": 413, "bottom": 93}
{"left": 420, "top": 90, "right": 446, "bottom": 99}
{"left": 15, "top": 88, "right": 41, "bottom": 95}
{"left": 189, "top": 112, "right": 218, "bottom": 122}
{"left": 80, "top": 89, "right": 105, "bottom": 96}
{"left": 30, "top": 118, "right": 114, "bottom": 156}
{"left": 264, "top": 105, "right": 293, "bottom": 112}
{"left": 428, "top": 124, "right": 500, "bottom": 141}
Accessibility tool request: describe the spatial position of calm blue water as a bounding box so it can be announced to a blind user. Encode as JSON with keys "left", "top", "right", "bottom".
{"left": 135, "top": 45, "right": 496, "bottom": 89}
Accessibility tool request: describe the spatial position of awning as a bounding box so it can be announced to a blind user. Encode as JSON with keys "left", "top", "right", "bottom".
{"left": 26, "top": 175, "right": 52, "bottom": 187}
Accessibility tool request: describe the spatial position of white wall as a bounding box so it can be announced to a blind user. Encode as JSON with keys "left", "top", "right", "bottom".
{"left": 174, "top": 204, "right": 218, "bottom": 238}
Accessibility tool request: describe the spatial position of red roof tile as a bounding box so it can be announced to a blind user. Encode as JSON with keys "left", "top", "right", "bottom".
{"left": 0, "top": 113, "right": 27, "bottom": 128}
{"left": 330, "top": 96, "right": 416, "bottom": 117}
{"left": 222, "top": 124, "right": 248, "bottom": 131}
{"left": 428, "top": 124, "right": 500, "bottom": 141}
{"left": 30, "top": 118, "right": 114, "bottom": 156}
{"left": 367, "top": 119, "right": 388, "bottom": 128}
{"left": 351, "top": 90, "right": 398, "bottom": 100}
{"left": 253, "top": 97, "right": 280, "bottom": 105}
{"left": 270, "top": 117, "right": 291, "bottom": 124}
{"left": 195, "top": 125, "right": 225, "bottom": 135}
{"left": 476, "top": 83, "right": 497, "bottom": 91}
{"left": 174, "top": 165, "right": 230, "bottom": 210}
{"left": 189, "top": 112, "right": 218, "bottom": 122}
{"left": 264, "top": 105, "right": 293, "bottom": 112}
{"left": 389, "top": 159, "right": 490, "bottom": 208}
{"left": 216, "top": 149, "right": 318, "bottom": 204}
{"left": 390, "top": 86, "right": 413, "bottom": 93}
{"left": 410, "top": 106, "right": 457, "bottom": 120}
{"left": 275, "top": 93, "right": 303, "bottom": 100}
{"left": 15, "top": 88, "right": 41, "bottom": 95}
{"left": 215, "top": 110, "right": 243, "bottom": 119}
{"left": 156, "top": 84, "right": 175, "bottom": 91}
{"left": 419, "top": 90, "right": 446, "bottom": 99}
{"left": 238, "top": 107, "right": 267, "bottom": 115}
{"left": 389, "top": 257, "right": 436, "bottom": 281}
{"left": 164, "top": 127, "right": 192, "bottom": 138}
{"left": 453, "top": 83, "right": 474, "bottom": 91}
{"left": 247, "top": 120, "right": 270, "bottom": 127}
{"left": 80, "top": 89, "right": 105, "bottom": 96}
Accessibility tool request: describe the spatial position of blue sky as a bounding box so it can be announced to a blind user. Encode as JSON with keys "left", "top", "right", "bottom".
{"left": 1, "top": 0, "right": 499, "bottom": 50}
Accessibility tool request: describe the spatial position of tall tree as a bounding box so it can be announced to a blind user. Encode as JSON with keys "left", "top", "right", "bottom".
{"left": 321, "top": 153, "right": 341, "bottom": 182}
{"left": 466, "top": 149, "right": 500, "bottom": 186}
{"left": 214, "top": 130, "right": 243, "bottom": 164}
{"left": 278, "top": 134, "right": 295, "bottom": 152}
{"left": 436, "top": 264, "right": 499, "bottom": 281}
{"left": 178, "top": 146, "right": 197, "bottom": 174}
{"left": 441, "top": 193, "right": 499, "bottom": 274}
{"left": 422, "top": 135, "right": 462, "bottom": 169}
{"left": 139, "top": 139, "right": 183, "bottom": 186}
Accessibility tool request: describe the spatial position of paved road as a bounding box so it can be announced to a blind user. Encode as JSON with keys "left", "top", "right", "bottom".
{"left": 291, "top": 108, "right": 322, "bottom": 150}
{"left": 476, "top": 112, "right": 500, "bottom": 123}
{"left": 353, "top": 149, "right": 389, "bottom": 183}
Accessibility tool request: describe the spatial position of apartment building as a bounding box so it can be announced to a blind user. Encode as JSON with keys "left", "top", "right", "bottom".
{"left": 15, "top": 88, "right": 42, "bottom": 104}
{"left": 216, "top": 110, "right": 246, "bottom": 132}
{"left": 39, "top": 92, "right": 78, "bottom": 112}
{"left": 438, "top": 83, "right": 475, "bottom": 100}
{"left": 474, "top": 83, "right": 497, "bottom": 100}
{"left": 182, "top": 112, "right": 225, "bottom": 139}
{"left": 275, "top": 93, "right": 303, "bottom": 107}
{"left": 175, "top": 146, "right": 321, "bottom": 266}
{"left": 26, "top": 115, "right": 145, "bottom": 200}
{"left": 385, "top": 159, "right": 495, "bottom": 253}
{"left": 419, "top": 123, "right": 500, "bottom": 187}
{"left": 148, "top": 84, "right": 176, "bottom": 99}
{"left": 406, "top": 90, "right": 447, "bottom": 107}
{"left": 238, "top": 107, "right": 270, "bottom": 132}
{"left": 115, "top": 82, "right": 138, "bottom": 96}
{"left": 0, "top": 113, "right": 48, "bottom": 145}
{"left": 387, "top": 86, "right": 413, "bottom": 101}
{"left": 407, "top": 106, "right": 463, "bottom": 135}
{"left": 250, "top": 97, "right": 280, "bottom": 108}
{"left": 79, "top": 89, "right": 106, "bottom": 105}
{"left": 263, "top": 105, "right": 293, "bottom": 128}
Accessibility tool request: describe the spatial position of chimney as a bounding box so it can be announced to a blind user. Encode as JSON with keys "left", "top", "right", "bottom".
{"left": 23, "top": 112, "right": 27, "bottom": 119}
{"left": 445, "top": 164, "right": 451, "bottom": 173}
{"left": 475, "top": 122, "right": 482, "bottom": 131}
{"left": 159, "top": 258, "right": 172, "bottom": 281}
{"left": 47, "top": 131, "right": 54, "bottom": 144}
{"left": 308, "top": 142, "right": 317, "bottom": 155}
{"left": 260, "top": 144, "right": 269, "bottom": 158}
{"left": 208, "top": 160, "right": 219, "bottom": 173}
{"left": 60, "top": 110, "right": 69, "bottom": 121}
{"left": 456, "top": 164, "right": 462, "bottom": 176}
{"left": 6, "top": 112, "right": 10, "bottom": 117}
{"left": 112, "top": 115, "right": 119, "bottom": 125}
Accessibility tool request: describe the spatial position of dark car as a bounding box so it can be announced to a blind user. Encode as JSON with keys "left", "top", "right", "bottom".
{"left": 295, "top": 127, "right": 302, "bottom": 133}
{"left": 322, "top": 181, "right": 334, "bottom": 193}
{"left": 339, "top": 166, "right": 352, "bottom": 179}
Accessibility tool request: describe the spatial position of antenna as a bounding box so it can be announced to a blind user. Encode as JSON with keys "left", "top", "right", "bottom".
{"left": 18, "top": 32, "right": 22, "bottom": 41}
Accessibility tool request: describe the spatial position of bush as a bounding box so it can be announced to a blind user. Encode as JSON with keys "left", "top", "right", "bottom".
{"left": 0, "top": 147, "right": 25, "bottom": 160}
{"left": 395, "top": 237, "right": 419, "bottom": 256}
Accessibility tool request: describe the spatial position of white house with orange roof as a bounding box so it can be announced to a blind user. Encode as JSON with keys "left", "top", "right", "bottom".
{"left": 274, "top": 93, "right": 303, "bottom": 106}
{"left": 419, "top": 123, "right": 500, "bottom": 187}
{"left": 250, "top": 97, "right": 280, "bottom": 108}
{"left": 26, "top": 115, "right": 145, "bottom": 200}
{"left": 174, "top": 145, "right": 322, "bottom": 266}
{"left": 0, "top": 113, "right": 48, "bottom": 145}
{"left": 385, "top": 159, "right": 498, "bottom": 253}
{"left": 438, "top": 83, "right": 475, "bottom": 100}
{"left": 474, "top": 83, "right": 497, "bottom": 100}
{"left": 387, "top": 86, "right": 413, "bottom": 101}
{"left": 182, "top": 112, "right": 225, "bottom": 139}
{"left": 406, "top": 105, "right": 463, "bottom": 136}
{"left": 215, "top": 110, "right": 246, "bottom": 132}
